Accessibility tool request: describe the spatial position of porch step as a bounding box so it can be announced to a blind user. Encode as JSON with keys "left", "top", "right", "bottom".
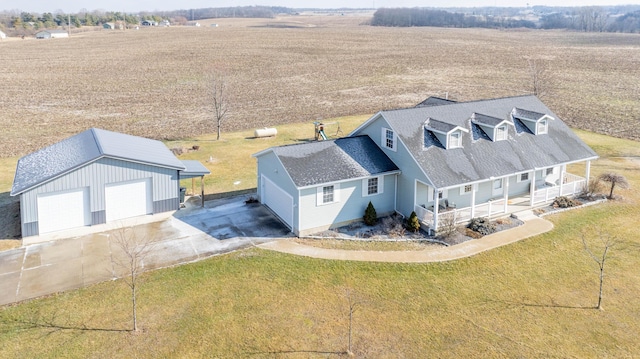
{"left": 512, "top": 210, "right": 538, "bottom": 221}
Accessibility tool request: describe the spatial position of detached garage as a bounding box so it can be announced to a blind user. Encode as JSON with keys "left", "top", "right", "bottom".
{"left": 11, "top": 128, "right": 210, "bottom": 241}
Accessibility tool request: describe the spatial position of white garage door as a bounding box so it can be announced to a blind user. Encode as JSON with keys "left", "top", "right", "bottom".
{"left": 37, "top": 188, "right": 90, "bottom": 234}
{"left": 262, "top": 175, "right": 293, "bottom": 229}
{"left": 105, "top": 178, "right": 152, "bottom": 222}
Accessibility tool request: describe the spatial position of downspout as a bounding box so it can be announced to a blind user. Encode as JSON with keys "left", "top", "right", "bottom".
{"left": 394, "top": 173, "right": 398, "bottom": 214}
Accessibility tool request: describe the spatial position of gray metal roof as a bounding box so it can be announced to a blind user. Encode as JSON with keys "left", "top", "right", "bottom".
{"left": 11, "top": 128, "right": 186, "bottom": 196}
{"left": 269, "top": 136, "right": 399, "bottom": 188}
{"left": 180, "top": 160, "right": 211, "bottom": 178}
{"left": 377, "top": 95, "right": 598, "bottom": 188}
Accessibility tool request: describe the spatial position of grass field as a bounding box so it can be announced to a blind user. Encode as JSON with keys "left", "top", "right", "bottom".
{"left": 0, "top": 124, "right": 638, "bottom": 357}
{"left": 1, "top": 15, "right": 640, "bottom": 158}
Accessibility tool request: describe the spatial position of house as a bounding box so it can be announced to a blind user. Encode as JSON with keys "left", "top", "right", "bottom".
{"left": 160, "top": 20, "right": 171, "bottom": 27}
{"left": 35, "top": 30, "right": 69, "bottom": 39}
{"left": 254, "top": 95, "right": 598, "bottom": 235}
{"left": 141, "top": 20, "right": 157, "bottom": 26}
{"left": 11, "top": 128, "right": 209, "bottom": 242}
{"left": 0, "top": 30, "right": 6, "bottom": 40}
{"left": 103, "top": 23, "right": 115, "bottom": 29}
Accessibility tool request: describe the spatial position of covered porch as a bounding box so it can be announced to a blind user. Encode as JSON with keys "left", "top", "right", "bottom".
{"left": 414, "top": 162, "right": 591, "bottom": 231}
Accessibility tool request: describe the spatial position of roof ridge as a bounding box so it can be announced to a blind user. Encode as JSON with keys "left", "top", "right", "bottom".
{"left": 89, "top": 128, "right": 105, "bottom": 155}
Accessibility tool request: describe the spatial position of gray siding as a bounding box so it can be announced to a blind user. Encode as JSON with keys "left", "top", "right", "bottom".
{"left": 298, "top": 174, "right": 396, "bottom": 233}
{"left": 354, "top": 115, "right": 430, "bottom": 217}
{"left": 20, "top": 157, "right": 179, "bottom": 234}
{"left": 256, "top": 151, "right": 300, "bottom": 230}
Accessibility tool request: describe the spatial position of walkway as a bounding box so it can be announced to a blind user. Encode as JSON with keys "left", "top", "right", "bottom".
{"left": 258, "top": 217, "right": 554, "bottom": 263}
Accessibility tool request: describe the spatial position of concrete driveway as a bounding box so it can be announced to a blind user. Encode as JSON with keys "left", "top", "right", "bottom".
{"left": 0, "top": 195, "right": 291, "bottom": 306}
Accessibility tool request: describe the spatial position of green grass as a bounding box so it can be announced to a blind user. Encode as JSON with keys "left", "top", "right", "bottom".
{"left": 168, "top": 115, "right": 369, "bottom": 196}
{"left": 0, "top": 123, "right": 639, "bottom": 357}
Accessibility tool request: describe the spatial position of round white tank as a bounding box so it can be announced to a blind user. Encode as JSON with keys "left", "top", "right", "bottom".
{"left": 254, "top": 127, "right": 277, "bottom": 138}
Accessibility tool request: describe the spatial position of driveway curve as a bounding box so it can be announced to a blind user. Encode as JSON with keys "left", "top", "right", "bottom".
{"left": 258, "top": 217, "right": 554, "bottom": 263}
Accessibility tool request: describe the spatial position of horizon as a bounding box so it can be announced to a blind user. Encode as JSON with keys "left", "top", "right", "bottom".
{"left": 2, "top": 1, "right": 638, "bottom": 14}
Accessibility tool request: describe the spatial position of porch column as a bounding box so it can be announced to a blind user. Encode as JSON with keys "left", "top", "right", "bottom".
{"left": 433, "top": 188, "right": 440, "bottom": 230}
{"left": 503, "top": 177, "right": 509, "bottom": 213}
{"left": 470, "top": 183, "right": 477, "bottom": 218}
{"left": 201, "top": 175, "right": 205, "bottom": 207}
{"left": 529, "top": 170, "right": 537, "bottom": 206}
{"left": 559, "top": 165, "right": 566, "bottom": 196}
{"left": 585, "top": 160, "right": 591, "bottom": 183}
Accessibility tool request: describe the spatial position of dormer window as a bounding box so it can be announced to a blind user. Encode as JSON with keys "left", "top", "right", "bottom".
{"left": 537, "top": 119, "right": 547, "bottom": 135}
{"left": 512, "top": 108, "right": 553, "bottom": 136}
{"left": 495, "top": 125, "right": 507, "bottom": 141}
{"left": 449, "top": 131, "right": 462, "bottom": 148}
{"left": 470, "top": 113, "right": 511, "bottom": 142}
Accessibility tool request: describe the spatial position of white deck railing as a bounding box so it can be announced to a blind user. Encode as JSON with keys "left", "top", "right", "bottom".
{"left": 415, "top": 173, "right": 586, "bottom": 228}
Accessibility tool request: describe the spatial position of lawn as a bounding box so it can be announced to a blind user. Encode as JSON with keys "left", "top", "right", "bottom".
{"left": 1, "top": 128, "right": 638, "bottom": 358}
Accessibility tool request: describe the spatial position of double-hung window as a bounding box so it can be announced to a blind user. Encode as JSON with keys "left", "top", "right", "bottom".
{"left": 317, "top": 184, "right": 340, "bottom": 205}
{"left": 382, "top": 128, "right": 397, "bottom": 151}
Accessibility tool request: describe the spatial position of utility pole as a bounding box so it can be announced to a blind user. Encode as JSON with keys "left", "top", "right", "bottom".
{"left": 67, "top": 14, "right": 70, "bottom": 37}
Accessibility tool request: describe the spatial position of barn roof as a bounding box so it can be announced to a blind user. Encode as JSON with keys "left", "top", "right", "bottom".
{"left": 11, "top": 128, "right": 186, "bottom": 196}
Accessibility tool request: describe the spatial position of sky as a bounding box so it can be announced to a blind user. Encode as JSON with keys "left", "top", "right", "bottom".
{"left": 0, "top": 0, "right": 634, "bottom": 14}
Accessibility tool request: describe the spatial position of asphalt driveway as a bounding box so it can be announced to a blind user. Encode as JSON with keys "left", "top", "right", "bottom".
{"left": 0, "top": 195, "right": 291, "bottom": 306}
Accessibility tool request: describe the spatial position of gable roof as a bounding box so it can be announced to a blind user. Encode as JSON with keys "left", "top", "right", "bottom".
{"left": 369, "top": 95, "right": 598, "bottom": 189}
{"left": 259, "top": 136, "right": 399, "bottom": 188}
{"left": 11, "top": 128, "right": 186, "bottom": 196}
{"left": 416, "top": 96, "right": 457, "bottom": 108}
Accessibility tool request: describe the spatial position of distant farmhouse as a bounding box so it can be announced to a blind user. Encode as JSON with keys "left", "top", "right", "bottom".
{"left": 141, "top": 20, "right": 157, "bottom": 26}
{"left": 102, "top": 22, "right": 123, "bottom": 30}
{"left": 35, "top": 30, "right": 69, "bottom": 39}
{"left": 0, "top": 30, "right": 6, "bottom": 40}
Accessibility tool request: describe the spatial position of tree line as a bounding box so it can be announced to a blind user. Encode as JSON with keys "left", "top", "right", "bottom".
{"left": 0, "top": 6, "right": 291, "bottom": 36}
{"left": 371, "top": 7, "right": 640, "bottom": 33}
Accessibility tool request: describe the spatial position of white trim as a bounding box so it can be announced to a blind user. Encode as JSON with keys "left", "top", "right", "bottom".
{"left": 362, "top": 176, "right": 384, "bottom": 197}
{"left": 297, "top": 170, "right": 400, "bottom": 190}
{"left": 495, "top": 125, "right": 507, "bottom": 141}
{"left": 448, "top": 131, "right": 462, "bottom": 149}
{"left": 492, "top": 178, "right": 504, "bottom": 196}
{"left": 517, "top": 172, "right": 530, "bottom": 183}
{"left": 317, "top": 183, "right": 340, "bottom": 206}
{"left": 381, "top": 127, "right": 397, "bottom": 152}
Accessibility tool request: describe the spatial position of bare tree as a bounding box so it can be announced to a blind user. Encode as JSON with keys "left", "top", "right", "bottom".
{"left": 344, "top": 288, "right": 358, "bottom": 356}
{"left": 438, "top": 211, "right": 458, "bottom": 240}
{"left": 581, "top": 230, "right": 617, "bottom": 310}
{"left": 211, "top": 74, "right": 229, "bottom": 141}
{"left": 597, "top": 172, "right": 629, "bottom": 199}
{"left": 527, "top": 59, "right": 549, "bottom": 98}
{"left": 111, "top": 227, "right": 154, "bottom": 332}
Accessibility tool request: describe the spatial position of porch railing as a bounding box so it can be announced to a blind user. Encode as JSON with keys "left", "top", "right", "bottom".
{"left": 414, "top": 198, "right": 506, "bottom": 227}
{"left": 532, "top": 174, "right": 586, "bottom": 204}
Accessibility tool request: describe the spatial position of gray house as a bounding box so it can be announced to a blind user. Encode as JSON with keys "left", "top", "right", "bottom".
{"left": 255, "top": 95, "right": 598, "bottom": 235}
{"left": 11, "top": 128, "right": 209, "bottom": 242}
{"left": 253, "top": 136, "right": 399, "bottom": 236}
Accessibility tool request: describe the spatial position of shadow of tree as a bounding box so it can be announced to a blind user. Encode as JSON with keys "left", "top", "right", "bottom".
{"left": 0, "top": 309, "right": 130, "bottom": 336}
{"left": 0, "top": 192, "right": 21, "bottom": 241}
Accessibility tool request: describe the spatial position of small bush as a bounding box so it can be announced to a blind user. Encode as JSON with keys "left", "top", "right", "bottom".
{"left": 406, "top": 211, "right": 421, "bottom": 233}
{"left": 465, "top": 228, "right": 483, "bottom": 239}
{"left": 363, "top": 201, "right": 377, "bottom": 226}
{"left": 467, "top": 217, "right": 496, "bottom": 236}
{"left": 552, "top": 196, "right": 582, "bottom": 208}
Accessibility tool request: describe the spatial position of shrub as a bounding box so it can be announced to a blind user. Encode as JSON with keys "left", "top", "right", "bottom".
{"left": 406, "top": 211, "right": 421, "bottom": 233}
{"left": 382, "top": 215, "right": 406, "bottom": 237}
{"left": 552, "top": 196, "right": 581, "bottom": 208}
{"left": 467, "top": 217, "right": 496, "bottom": 236}
{"left": 363, "top": 201, "right": 377, "bottom": 226}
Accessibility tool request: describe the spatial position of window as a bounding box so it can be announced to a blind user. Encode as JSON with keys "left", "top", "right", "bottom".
{"left": 381, "top": 128, "right": 396, "bottom": 151}
{"left": 449, "top": 131, "right": 462, "bottom": 148}
{"left": 460, "top": 184, "right": 473, "bottom": 195}
{"left": 495, "top": 125, "right": 507, "bottom": 141}
{"left": 518, "top": 173, "right": 529, "bottom": 182}
{"left": 362, "top": 177, "right": 384, "bottom": 196}
{"left": 546, "top": 167, "right": 554, "bottom": 175}
{"left": 317, "top": 184, "right": 340, "bottom": 205}
{"left": 537, "top": 119, "right": 547, "bottom": 134}
{"left": 367, "top": 177, "right": 378, "bottom": 195}
{"left": 323, "top": 185, "right": 334, "bottom": 203}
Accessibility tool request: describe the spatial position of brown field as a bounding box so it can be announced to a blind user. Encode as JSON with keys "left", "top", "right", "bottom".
{"left": 1, "top": 15, "right": 639, "bottom": 158}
